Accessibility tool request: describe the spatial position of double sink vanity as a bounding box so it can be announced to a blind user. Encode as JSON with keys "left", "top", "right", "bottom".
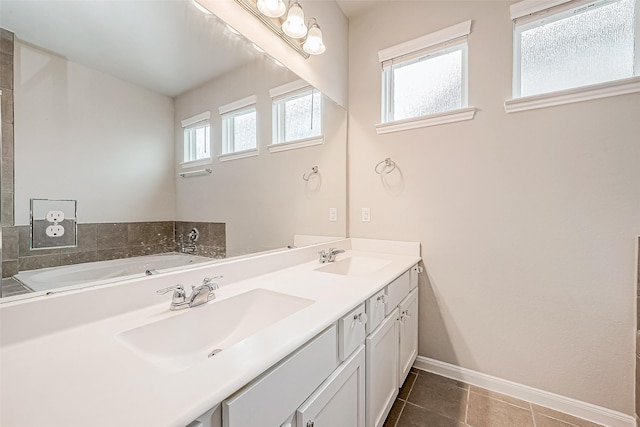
{"left": 0, "top": 238, "right": 421, "bottom": 427}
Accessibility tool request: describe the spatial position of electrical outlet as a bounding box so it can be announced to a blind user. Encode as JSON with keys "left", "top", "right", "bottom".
{"left": 46, "top": 210, "right": 65, "bottom": 223}
{"left": 46, "top": 224, "right": 65, "bottom": 237}
{"left": 362, "top": 208, "right": 371, "bottom": 222}
{"left": 329, "top": 207, "right": 337, "bottom": 222}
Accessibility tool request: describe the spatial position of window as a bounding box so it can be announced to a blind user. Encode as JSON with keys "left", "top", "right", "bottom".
{"left": 219, "top": 96, "right": 257, "bottom": 155}
{"left": 376, "top": 20, "right": 475, "bottom": 134}
{"left": 382, "top": 45, "right": 465, "bottom": 122}
{"left": 181, "top": 112, "right": 211, "bottom": 165}
{"left": 512, "top": 0, "right": 639, "bottom": 98}
{"left": 268, "top": 80, "right": 323, "bottom": 151}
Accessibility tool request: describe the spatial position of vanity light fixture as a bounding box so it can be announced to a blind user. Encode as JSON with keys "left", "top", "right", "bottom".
{"left": 233, "top": 0, "right": 326, "bottom": 59}
{"left": 282, "top": 0, "right": 307, "bottom": 39}
{"left": 302, "top": 18, "right": 325, "bottom": 55}
{"left": 256, "top": 0, "right": 286, "bottom": 18}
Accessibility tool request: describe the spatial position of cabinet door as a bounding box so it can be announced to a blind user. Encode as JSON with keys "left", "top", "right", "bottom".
{"left": 296, "top": 345, "right": 365, "bottom": 427}
{"left": 398, "top": 289, "right": 418, "bottom": 387}
{"left": 366, "top": 309, "right": 399, "bottom": 427}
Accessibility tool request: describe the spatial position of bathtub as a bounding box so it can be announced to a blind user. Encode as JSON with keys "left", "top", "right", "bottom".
{"left": 14, "top": 253, "right": 214, "bottom": 293}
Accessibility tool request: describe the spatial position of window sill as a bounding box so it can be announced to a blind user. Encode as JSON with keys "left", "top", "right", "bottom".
{"left": 218, "top": 148, "right": 259, "bottom": 162}
{"left": 375, "top": 107, "right": 476, "bottom": 135}
{"left": 504, "top": 76, "right": 640, "bottom": 114}
{"left": 180, "top": 158, "right": 212, "bottom": 169}
{"left": 268, "top": 136, "right": 324, "bottom": 153}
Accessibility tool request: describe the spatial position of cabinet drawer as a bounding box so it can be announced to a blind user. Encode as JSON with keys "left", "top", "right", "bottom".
{"left": 338, "top": 304, "right": 367, "bottom": 361}
{"left": 385, "top": 270, "right": 410, "bottom": 315}
{"left": 366, "top": 289, "right": 386, "bottom": 335}
{"left": 222, "top": 325, "right": 338, "bottom": 427}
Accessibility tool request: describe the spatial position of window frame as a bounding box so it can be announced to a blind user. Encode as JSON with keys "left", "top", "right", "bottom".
{"left": 381, "top": 41, "right": 469, "bottom": 124}
{"left": 506, "top": 0, "right": 640, "bottom": 112}
{"left": 219, "top": 95, "right": 258, "bottom": 157}
{"left": 181, "top": 111, "right": 211, "bottom": 168}
{"left": 268, "top": 79, "right": 324, "bottom": 152}
{"left": 375, "top": 20, "right": 476, "bottom": 134}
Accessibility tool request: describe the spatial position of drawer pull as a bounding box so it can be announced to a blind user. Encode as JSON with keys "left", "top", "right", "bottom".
{"left": 352, "top": 312, "right": 368, "bottom": 327}
{"left": 307, "top": 421, "right": 315, "bottom": 427}
{"left": 376, "top": 294, "right": 387, "bottom": 306}
{"left": 413, "top": 265, "right": 424, "bottom": 273}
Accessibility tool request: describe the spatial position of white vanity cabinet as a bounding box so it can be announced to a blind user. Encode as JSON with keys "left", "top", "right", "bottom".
{"left": 365, "top": 264, "right": 420, "bottom": 427}
{"left": 222, "top": 305, "right": 369, "bottom": 427}
{"left": 222, "top": 326, "right": 339, "bottom": 427}
{"left": 296, "top": 345, "right": 366, "bottom": 427}
{"left": 397, "top": 288, "right": 418, "bottom": 386}
{"left": 365, "top": 308, "right": 400, "bottom": 427}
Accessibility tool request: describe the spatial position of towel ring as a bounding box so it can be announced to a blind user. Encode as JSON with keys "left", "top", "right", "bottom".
{"left": 374, "top": 158, "right": 396, "bottom": 175}
{"left": 303, "top": 166, "right": 319, "bottom": 181}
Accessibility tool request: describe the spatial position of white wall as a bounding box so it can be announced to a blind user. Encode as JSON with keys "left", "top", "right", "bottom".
{"left": 348, "top": 1, "right": 640, "bottom": 415}
{"left": 14, "top": 41, "right": 176, "bottom": 224}
{"left": 174, "top": 59, "right": 347, "bottom": 256}
{"left": 201, "top": 0, "right": 349, "bottom": 108}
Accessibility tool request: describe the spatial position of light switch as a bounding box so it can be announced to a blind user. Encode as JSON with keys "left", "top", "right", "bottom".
{"left": 362, "top": 208, "right": 371, "bottom": 222}
{"left": 329, "top": 207, "right": 337, "bottom": 222}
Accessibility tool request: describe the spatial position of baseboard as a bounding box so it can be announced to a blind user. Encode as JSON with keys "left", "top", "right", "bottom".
{"left": 414, "top": 356, "right": 636, "bottom": 427}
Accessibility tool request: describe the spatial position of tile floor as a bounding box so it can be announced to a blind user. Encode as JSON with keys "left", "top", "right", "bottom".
{"left": 384, "top": 368, "right": 603, "bottom": 427}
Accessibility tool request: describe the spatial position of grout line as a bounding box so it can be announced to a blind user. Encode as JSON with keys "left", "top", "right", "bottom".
{"left": 465, "top": 384, "right": 471, "bottom": 425}
{"left": 404, "top": 371, "right": 418, "bottom": 402}
{"left": 392, "top": 400, "right": 406, "bottom": 427}
{"left": 530, "top": 402, "right": 538, "bottom": 427}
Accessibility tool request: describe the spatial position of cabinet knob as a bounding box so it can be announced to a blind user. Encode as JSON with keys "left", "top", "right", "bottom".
{"left": 353, "top": 312, "right": 368, "bottom": 326}
{"left": 307, "top": 421, "right": 315, "bottom": 427}
{"left": 376, "top": 294, "right": 387, "bottom": 306}
{"left": 413, "top": 265, "right": 423, "bottom": 273}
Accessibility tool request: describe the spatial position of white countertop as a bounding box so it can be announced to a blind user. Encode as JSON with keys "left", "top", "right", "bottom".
{"left": 1, "top": 240, "right": 420, "bottom": 427}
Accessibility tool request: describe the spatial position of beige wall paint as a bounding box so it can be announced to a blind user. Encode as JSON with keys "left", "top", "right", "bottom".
{"left": 348, "top": 1, "right": 640, "bottom": 414}
{"left": 14, "top": 40, "right": 176, "bottom": 224}
{"left": 174, "top": 59, "right": 347, "bottom": 257}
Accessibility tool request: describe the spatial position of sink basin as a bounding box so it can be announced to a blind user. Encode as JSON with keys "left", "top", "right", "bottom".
{"left": 315, "top": 256, "right": 392, "bottom": 276}
{"left": 117, "top": 289, "right": 313, "bottom": 372}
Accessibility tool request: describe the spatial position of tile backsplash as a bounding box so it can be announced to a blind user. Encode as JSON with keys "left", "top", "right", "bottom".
{"left": 1, "top": 221, "right": 225, "bottom": 278}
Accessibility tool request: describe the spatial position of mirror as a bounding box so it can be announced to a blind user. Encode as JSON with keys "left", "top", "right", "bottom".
{"left": 0, "top": 0, "right": 347, "bottom": 300}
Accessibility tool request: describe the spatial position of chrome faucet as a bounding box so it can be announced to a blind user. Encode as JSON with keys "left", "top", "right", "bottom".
{"left": 318, "top": 248, "right": 345, "bottom": 264}
{"left": 156, "top": 276, "right": 221, "bottom": 310}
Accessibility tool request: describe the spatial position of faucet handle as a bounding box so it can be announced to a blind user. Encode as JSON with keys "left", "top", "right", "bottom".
{"left": 156, "top": 284, "right": 184, "bottom": 295}
{"left": 156, "top": 285, "right": 186, "bottom": 304}
{"left": 202, "top": 276, "right": 222, "bottom": 289}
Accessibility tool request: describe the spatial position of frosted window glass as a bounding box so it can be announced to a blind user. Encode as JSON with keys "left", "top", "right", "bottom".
{"left": 519, "top": 0, "right": 635, "bottom": 97}
{"left": 282, "top": 91, "right": 321, "bottom": 142}
{"left": 231, "top": 111, "right": 256, "bottom": 152}
{"left": 392, "top": 49, "right": 462, "bottom": 121}
{"left": 184, "top": 123, "right": 210, "bottom": 162}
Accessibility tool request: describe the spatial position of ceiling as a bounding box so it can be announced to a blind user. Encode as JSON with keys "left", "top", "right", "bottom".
{"left": 0, "top": 0, "right": 259, "bottom": 97}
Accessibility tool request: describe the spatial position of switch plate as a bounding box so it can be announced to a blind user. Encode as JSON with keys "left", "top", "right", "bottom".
{"left": 362, "top": 208, "right": 371, "bottom": 222}
{"left": 46, "top": 224, "right": 65, "bottom": 237}
{"left": 329, "top": 207, "right": 337, "bottom": 222}
{"left": 46, "top": 210, "right": 65, "bottom": 223}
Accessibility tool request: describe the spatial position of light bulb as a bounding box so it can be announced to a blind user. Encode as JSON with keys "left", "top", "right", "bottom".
{"left": 192, "top": 0, "right": 212, "bottom": 15}
{"left": 282, "top": 1, "right": 307, "bottom": 39}
{"left": 257, "top": 0, "right": 286, "bottom": 18}
{"left": 303, "top": 20, "right": 325, "bottom": 55}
